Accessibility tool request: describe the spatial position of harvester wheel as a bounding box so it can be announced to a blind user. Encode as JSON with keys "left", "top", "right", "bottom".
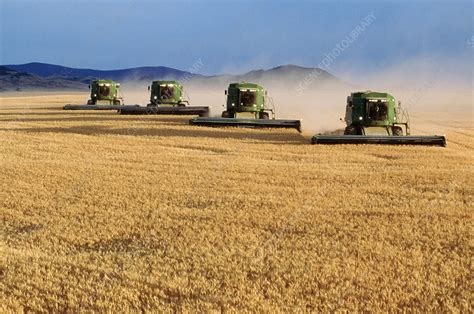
{"left": 113, "top": 100, "right": 121, "bottom": 105}
{"left": 177, "top": 103, "right": 186, "bottom": 107}
{"left": 344, "top": 125, "right": 360, "bottom": 135}
{"left": 392, "top": 126, "right": 403, "bottom": 136}
{"left": 221, "top": 111, "right": 233, "bottom": 118}
{"left": 259, "top": 112, "right": 270, "bottom": 120}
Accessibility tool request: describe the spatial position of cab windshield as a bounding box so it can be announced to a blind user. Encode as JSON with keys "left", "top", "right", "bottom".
{"left": 239, "top": 90, "right": 256, "bottom": 106}
{"left": 98, "top": 84, "right": 111, "bottom": 97}
{"left": 160, "top": 85, "right": 175, "bottom": 100}
{"left": 367, "top": 99, "right": 388, "bottom": 121}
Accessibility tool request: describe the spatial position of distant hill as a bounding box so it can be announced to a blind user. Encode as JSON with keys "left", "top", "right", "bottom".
{"left": 0, "top": 62, "right": 343, "bottom": 91}
{"left": 0, "top": 66, "right": 88, "bottom": 92}
{"left": 242, "top": 64, "right": 335, "bottom": 81}
{"left": 191, "top": 64, "right": 340, "bottom": 89}
{"left": 4, "top": 62, "right": 197, "bottom": 82}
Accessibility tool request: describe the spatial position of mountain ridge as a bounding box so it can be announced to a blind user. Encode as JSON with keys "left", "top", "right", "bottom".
{"left": 0, "top": 66, "right": 88, "bottom": 91}
{"left": 0, "top": 62, "right": 342, "bottom": 91}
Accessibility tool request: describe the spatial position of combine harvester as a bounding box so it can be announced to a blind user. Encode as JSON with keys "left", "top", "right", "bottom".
{"left": 311, "top": 91, "right": 446, "bottom": 146}
{"left": 118, "top": 80, "right": 209, "bottom": 117}
{"left": 63, "top": 80, "right": 125, "bottom": 110}
{"left": 189, "top": 82, "right": 302, "bottom": 132}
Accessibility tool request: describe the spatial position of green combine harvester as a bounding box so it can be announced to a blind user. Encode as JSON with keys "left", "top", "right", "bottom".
{"left": 189, "top": 82, "right": 302, "bottom": 132}
{"left": 311, "top": 91, "right": 446, "bottom": 146}
{"left": 118, "top": 80, "right": 209, "bottom": 117}
{"left": 63, "top": 79, "right": 124, "bottom": 110}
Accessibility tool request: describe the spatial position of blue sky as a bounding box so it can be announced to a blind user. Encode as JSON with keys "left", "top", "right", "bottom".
{"left": 0, "top": 0, "right": 472, "bottom": 75}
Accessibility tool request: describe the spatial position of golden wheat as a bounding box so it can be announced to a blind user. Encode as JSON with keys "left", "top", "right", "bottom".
{"left": 0, "top": 94, "right": 472, "bottom": 311}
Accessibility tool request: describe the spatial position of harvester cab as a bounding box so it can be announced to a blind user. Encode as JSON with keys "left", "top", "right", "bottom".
{"left": 221, "top": 82, "right": 274, "bottom": 119}
{"left": 189, "top": 82, "right": 302, "bottom": 132}
{"left": 312, "top": 91, "right": 446, "bottom": 146}
{"left": 343, "top": 91, "right": 409, "bottom": 136}
{"left": 63, "top": 79, "right": 125, "bottom": 110}
{"left": 87, "top": 80, "right": 123, "bottom": 105}
{"left": 147, "top": 80, "right": 189, "bottom": 107}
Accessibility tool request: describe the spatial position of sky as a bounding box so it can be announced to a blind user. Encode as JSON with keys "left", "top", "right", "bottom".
{"left": 0, "top": 0, "right": 472, "bottom": 76}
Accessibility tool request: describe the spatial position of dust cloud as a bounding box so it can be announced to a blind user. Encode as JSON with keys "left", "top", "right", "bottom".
{"left": 119, "top": 56, "right": 472, "bottom": 134}
{"left": 336, "top": 56, "right": 473, "bottom": 134}
{"left": 119, "top": 80, "right": 150, "bottom": 105}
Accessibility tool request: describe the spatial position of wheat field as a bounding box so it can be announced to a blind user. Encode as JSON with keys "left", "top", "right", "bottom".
{"left": 0, "top": 94, "right": 472, "bottom": 311}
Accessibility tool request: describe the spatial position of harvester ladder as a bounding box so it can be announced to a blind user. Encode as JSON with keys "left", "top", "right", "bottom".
{"left": 395, "top": 103, "right": 411, "bottom": 135}
{"left": 183, "top": 90, "right": 191, "bottom": 103}
{"left": 265, "top": 96, "right": 276, "bottom": 119}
